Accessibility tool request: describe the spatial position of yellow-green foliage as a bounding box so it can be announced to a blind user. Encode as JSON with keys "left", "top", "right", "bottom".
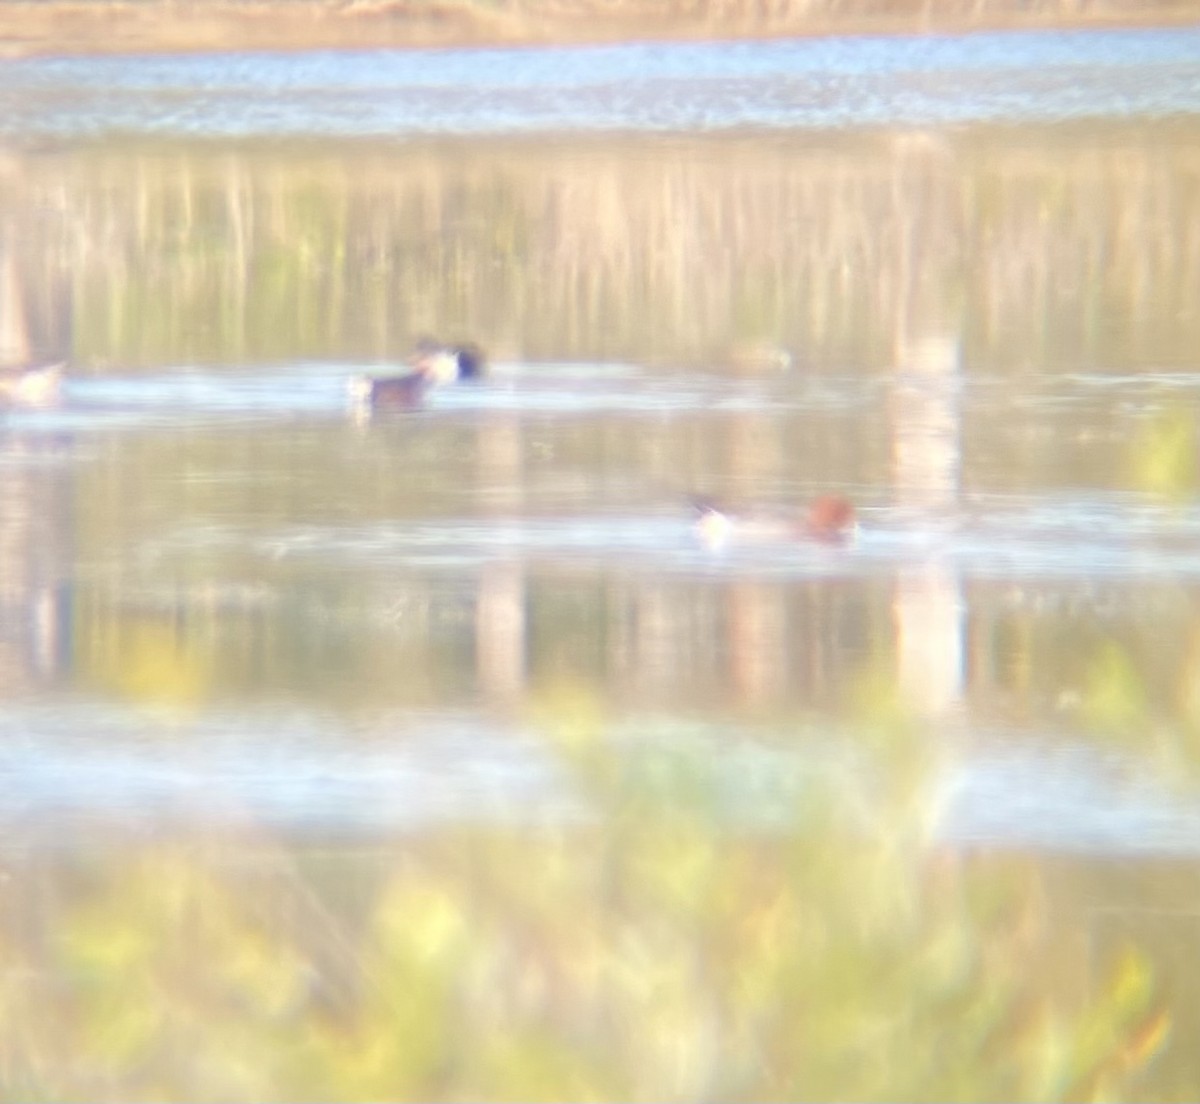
{"left": 1130, "top": 409, "right": 1198, "bottom": 501}
{"left": 0, "top": 688, "right": 1175, "bottom": 1100}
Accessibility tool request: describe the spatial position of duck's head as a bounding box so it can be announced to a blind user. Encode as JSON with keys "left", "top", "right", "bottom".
{"left": 408, "top": 338, "right": 487, "bottom": 384}
{"left": 804, "top": 494, "right": 856, "bottom": 543}
{"left": 454, "top": 342, "right": 486, "bottom": 380}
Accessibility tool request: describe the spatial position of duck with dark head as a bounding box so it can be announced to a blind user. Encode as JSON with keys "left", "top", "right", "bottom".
{"left": 348, "top": 338, "right": 487, "bottom": 413}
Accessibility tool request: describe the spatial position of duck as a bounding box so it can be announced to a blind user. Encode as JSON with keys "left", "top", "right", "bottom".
{"left": 0, "top": 361, "right": 65, "bottom": 408}
{"left": 693, "top": 493, "right": 857, "bottom": 550}
{"left": 348, "top": 339, "right": 486, "bottom": 412}
{"left": 409, "top": 337, "right": 486, "bottom": 384}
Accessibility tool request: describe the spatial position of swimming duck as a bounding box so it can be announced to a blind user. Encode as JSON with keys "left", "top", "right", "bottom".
{"left": 348, "top": 339, "right": 487, "bottom": 412}
{"left": 693, "top": 493, "right": 857, "bottom": 550}
{"left": 409, "top": 338, "right": 486, "bottom": 384}
{"left": 0, "top": 361, "right": 64, "bottom": 408}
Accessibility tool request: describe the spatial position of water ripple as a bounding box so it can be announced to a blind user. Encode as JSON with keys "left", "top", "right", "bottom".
{"left": 2, "top": 27, "right": 1198, "bottom": 139}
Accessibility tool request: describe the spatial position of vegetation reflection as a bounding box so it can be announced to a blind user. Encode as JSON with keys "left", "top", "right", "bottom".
{"left": 5, "top": 122, "right": 1198, "bottom": 371}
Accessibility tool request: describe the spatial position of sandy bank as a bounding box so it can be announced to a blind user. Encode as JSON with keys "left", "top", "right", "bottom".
{"left": 1, "top": 0, "right": 1196, "bottom": 58}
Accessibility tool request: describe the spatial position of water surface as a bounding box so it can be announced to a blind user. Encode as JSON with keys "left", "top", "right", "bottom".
{"left": 2, "top": 25, "right": 1200, "bottom": 1098}
{"left": 2, "top": 27, "right": 1199, "bottom": 138}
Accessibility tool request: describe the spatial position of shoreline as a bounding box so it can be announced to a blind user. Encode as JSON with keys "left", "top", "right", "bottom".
{"left": 1, "top": 0, "right": 1196, "bottom": 59}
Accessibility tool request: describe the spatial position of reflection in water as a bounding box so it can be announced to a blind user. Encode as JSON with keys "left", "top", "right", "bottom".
{"left": 1, "top": 122, "right": 1197, "bottom": 369}
{"left": 0, "top": 433, "right": 72, "bottom": 692}
{"left": 728, "top": 579, "right": 787, "bottom": 705}
{"left": 892, "top": 332, "right": 965, "bottom": 715}
{"left": 0, "top": 245, "right": 30, "bottom": 365}
{"left": 476, "top": 562, "right": 525, "bottom": 702}
{"left": 6, "top": 372, "right": 1200, "bottom": 778}
{"left": 475, "top": 411, "right": 526, "bottom": 702}
{"left": 0, "top": 228, "right": 72, "bottom": 692}
{"left": 887, "top": 130, "right": 967, "bottom": 716}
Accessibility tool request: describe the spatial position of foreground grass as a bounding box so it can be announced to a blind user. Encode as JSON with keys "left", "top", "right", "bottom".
{"left": 0, "top": 686, "right": 1182, "bottom": 1100}
{"left": 0, "top": 0, "right": 1196, "bottom": 57}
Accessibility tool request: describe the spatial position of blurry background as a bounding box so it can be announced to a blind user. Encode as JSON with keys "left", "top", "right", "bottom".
{"left": 1, "top": 22, "right": 1199, "bottom": 1102}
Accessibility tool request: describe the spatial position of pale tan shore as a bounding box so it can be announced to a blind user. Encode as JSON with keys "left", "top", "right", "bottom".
{"left": 0, "top": 0, "right": 1197, "bottom": 58}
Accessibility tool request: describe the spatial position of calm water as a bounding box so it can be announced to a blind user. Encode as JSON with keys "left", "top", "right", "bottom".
{"left": 3, "top": 26, "right": 1200, "bottom": 1098}
{"left": 6, "top": 357, "right": 1200, "bottom": 848}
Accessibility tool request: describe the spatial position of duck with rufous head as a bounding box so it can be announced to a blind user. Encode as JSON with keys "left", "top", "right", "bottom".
{"left": 692, "top": 493, "right": 857, "bottom": 551}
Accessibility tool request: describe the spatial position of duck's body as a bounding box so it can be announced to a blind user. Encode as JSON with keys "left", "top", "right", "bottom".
{"left": 348, "top": 340, "right": 486, "bottom": 414}
{"left": 347, "top": 371, "right": 430, "bottom": 411}
{"left": 693, "top": 494, "right": 857, "bottom": 550}
{"left": 0, "top": 361, "right": 64, "bottom": 408}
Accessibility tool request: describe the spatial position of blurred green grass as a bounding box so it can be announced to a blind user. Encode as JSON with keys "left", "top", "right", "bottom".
{"left": 0, "top": 679, "right": 1180, "bottom": 1101}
